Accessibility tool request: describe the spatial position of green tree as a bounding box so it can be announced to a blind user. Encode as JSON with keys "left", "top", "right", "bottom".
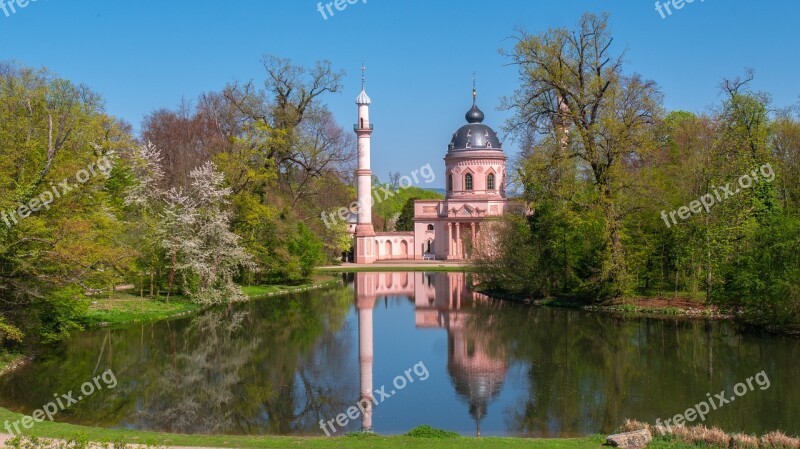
{"left": 502, "top": 13, "right": 662, "bottom": 297}
{"left": 0, "top": 62, "right": 137, "bottom": 343}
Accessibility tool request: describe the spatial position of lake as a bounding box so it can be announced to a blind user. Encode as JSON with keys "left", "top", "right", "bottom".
{"left": 0, "top": 271, "right": 798, "bottom": 437}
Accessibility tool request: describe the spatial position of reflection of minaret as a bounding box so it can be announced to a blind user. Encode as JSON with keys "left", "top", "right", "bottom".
{"left": 353, "top": 67, "right": 376, "bottom": 264}
{"left": 354, "top": 272, "right": 377, "bottom": 431}
{"left": 414, "top": 272, "right": 508, "bottom": 437}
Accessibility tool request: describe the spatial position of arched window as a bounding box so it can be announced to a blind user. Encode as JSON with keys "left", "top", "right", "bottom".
{"left": 487, "top": 173, "right": 495, "bottom": 190}
{"left": 427, "top": 224, "right": 434, "bottom": 231}
{"left": 465, "top": 173, "right": 473, "bottom": 191}
{"left": 447, "top": 174, "right": 453, "bottom": 192}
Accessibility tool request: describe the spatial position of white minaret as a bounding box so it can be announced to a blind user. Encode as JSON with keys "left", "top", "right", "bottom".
{"left": 354, "top": 66, "right": 376, "bottom": 264}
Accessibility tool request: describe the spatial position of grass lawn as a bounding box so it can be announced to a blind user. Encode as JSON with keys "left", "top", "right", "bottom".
{"left": 83, "top": 275, "right": 342, "bottom": 328}
{"left": 0, "top": 407, "right": 703, "bottom": 449}
{"left": 81, "top": 293, "right": 204, "bottom": 328}
{"left": 241, "top": 274, "right": 342, "bottom": 297}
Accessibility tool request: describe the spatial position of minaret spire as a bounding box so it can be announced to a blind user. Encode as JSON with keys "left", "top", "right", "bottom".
{"left": 472, "top": 72, "right": 477, "bottom": 105}
{"left": 361, "top": 65, "right": 366, "bottom": 90}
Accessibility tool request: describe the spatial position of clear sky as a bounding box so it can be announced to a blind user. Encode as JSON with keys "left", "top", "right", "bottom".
{"left": 2, "top": 0, "right": 798, "bottom": 188}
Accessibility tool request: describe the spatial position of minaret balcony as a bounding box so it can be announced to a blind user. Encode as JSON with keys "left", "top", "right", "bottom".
{"left": 354, "top": 124, "right": 374, "bottom": 131}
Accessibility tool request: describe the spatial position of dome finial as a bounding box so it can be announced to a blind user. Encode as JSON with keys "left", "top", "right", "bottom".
{"left": 356, "top": 65, "right": 371, "bottom": 105}
{"left": 465, "top": 73, "right": 484, "bottom": 123}
{"left": 472, "top": 72, "right": 477, "bottom": 105}
{"left": 361, "top": 65, "right": 366, "bottom": 90}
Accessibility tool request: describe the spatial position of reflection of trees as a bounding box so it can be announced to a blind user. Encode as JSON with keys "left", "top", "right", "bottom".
{"left": 0, "top": 287, "right": 355, "bottom": 435}
{"left": 231, "top": 286, "right": 356, "bottom": 434}
{"left": 139, "top": 309, "right": 255, "bottom": 433}
{"left": 470, "top": 303, "right": 800, "bottom": 437}
{"left": 134, "top": 287, "right": 356, "bottom": 434}
{"left": 3, "top": 279, "right": 799, "bottom": 437}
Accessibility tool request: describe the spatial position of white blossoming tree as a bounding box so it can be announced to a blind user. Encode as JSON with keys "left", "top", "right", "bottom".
{"left": 126, "top": 143, "right": 255, "bottom": 305}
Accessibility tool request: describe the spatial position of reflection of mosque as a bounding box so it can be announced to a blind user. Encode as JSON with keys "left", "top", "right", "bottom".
{"left": 352, "top": 271, "right": 508, "bottom": 435}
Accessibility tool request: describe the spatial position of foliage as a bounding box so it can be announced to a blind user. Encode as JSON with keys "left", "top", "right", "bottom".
{"left": 372, "top": 185, "right": 443, "bottom": 232}
{"left": 718, "top": 215, "right": 800, "bottom": 331}
{"left": 395, "top": 197, "right": 418, "bottom": 232}
{"left": 482, "top": 15, "right": 800, "bottom": 331}
{"left": 502, "top": 12, "right": 662, "bottom": 297}
{"left": 125, "top": 144, "right": 256, "bottom": 305}
{"left": 0, "top": 61, "right": 137, "bottom": 343}
{"left": 405, "top": 426, "right": 460, "bottom": 438}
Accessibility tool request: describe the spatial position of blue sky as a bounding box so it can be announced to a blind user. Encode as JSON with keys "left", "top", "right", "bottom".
{"left": 2, "top": 0, "right": 798, "bottom": 188}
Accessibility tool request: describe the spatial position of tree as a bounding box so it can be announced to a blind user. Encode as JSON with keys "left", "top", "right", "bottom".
{"left": 126, "top": 143, "right": 255, "bottom": 305}
{"left": 0, "top": 61, "right": 137, "bottom": 342}
{"left": 396, "top": 197, "right": 418, "bottom": 232}
{"left": 503, "top": 13, "right": 661, "bottom": 297}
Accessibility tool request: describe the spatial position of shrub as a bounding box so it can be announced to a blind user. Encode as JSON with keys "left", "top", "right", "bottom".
{"left": 664, "top": 425, "right": 730, "bottom": 448}
{"left": 619, "top": 419, "right": 650, "bottom": 433}
{"left": 731, "top": 433, "right": 760, "bottom": 449}
{"left": 761, "top": 431, "right": 800, "bottom": 449}
{"left": 406, "top": 425, "right": 460, "bottom": 438}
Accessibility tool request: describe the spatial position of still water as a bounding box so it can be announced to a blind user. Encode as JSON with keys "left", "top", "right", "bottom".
{"left": 0, "top": 272, "right": 798, "bottom": 437}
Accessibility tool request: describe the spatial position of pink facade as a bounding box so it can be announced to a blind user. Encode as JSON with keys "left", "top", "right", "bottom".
{"left": 413, "top": 146, "right": 507, "bottom": 260}
{"left": 353, "top": 77, "right": 508, "bottom": 263}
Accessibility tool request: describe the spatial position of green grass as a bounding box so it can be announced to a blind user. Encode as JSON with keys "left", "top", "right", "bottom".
{"left": 81, "top": 294, "right": 204, "bottom": 328}
{"left": 82, "top": 276, "right": 342, "bottom": 328}
{"left": 0, "top": 407, "right": 708, "bottom": 449}
{"left": 241, "top": 275, "right": 341, "bottom": 297}
{"left": 0, "top": 409, "right": 607, "bottom": 448}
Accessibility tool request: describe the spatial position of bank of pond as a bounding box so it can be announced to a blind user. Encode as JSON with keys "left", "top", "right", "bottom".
{"left": 0, "top": 271, "right": 796, "bottom": 441}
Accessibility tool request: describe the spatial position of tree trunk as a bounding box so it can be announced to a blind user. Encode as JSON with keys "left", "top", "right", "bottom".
{"left": 167, "top": 252, "right": 176, "bottom": 302}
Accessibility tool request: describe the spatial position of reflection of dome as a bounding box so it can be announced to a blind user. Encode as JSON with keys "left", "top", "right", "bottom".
{"left": 447, "top": 331, "right": 507, "bottom": 428}
{"left": 449, "top": 103, "right": 502, "bottom": 152}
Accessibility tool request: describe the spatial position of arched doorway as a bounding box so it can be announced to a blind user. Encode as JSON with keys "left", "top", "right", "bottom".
{"left": 384, "top": 240, "right": 393, "bottom": 259}
{"left": 400, "top": 240, "right": 408, "bottom": 256}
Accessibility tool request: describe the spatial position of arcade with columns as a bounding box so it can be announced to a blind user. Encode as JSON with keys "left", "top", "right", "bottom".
{"left": 352, "top": 71, "right": 508, "bottom": 263}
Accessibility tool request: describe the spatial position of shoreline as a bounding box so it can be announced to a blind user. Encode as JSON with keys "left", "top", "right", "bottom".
{"left": 84, "top": 275, "right": 343, "bottom": 329}
{"left": 481, "top": 288, "right": 798, "bottom": 335}
{"left": 0, "top": 354, "right": 32, "bottom": 378}
{"left": 2, "top": 407, "right": 794, "bottom": 449}
{"left": 480, "top": 289, "right": 735, "bottom": 321}
{"left": 0, "top": 408, "right": 671, "bottom": 449}
{"left": 0, "top": 276, "right": 344, "bottom": 379}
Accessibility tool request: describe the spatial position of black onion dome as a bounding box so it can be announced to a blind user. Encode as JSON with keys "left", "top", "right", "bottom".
{"left": 466, "top": 104, "right": 485, "bottom": 123}
{"left": 449, "top": 103, "right": 502, "bottom": 152}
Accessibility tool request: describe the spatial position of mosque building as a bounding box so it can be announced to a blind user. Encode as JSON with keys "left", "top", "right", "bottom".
{"left": 352, "top": 73, "right": 508, "bottom": 263}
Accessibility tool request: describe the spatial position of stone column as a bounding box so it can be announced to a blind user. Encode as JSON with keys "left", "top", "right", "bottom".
{"left": 455, "top": 223, "right": 461, "bottom": 257}
{"left": 471, "top": 223, "right": 476, "bottom": 255}
{"left": 447, "top": 223, "right": 453, "bottom": 258}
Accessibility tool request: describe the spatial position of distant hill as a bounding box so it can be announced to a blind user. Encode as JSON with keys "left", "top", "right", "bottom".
{"left": 424, "top": 187, "right": 446, "bottom": 196}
